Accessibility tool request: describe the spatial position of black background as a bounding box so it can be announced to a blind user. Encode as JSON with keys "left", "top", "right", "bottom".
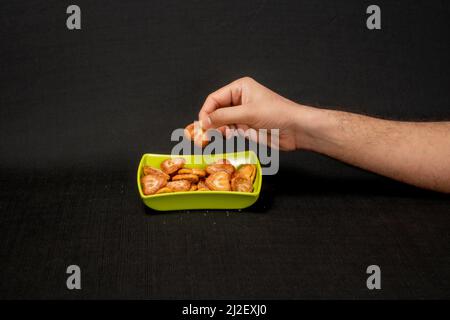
{"left": 0, "top": 0, "right": 449, "bottom": 299}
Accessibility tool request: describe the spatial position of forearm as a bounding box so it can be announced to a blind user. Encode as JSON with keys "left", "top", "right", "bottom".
{"left": 294, "top": 106, "right": 450, "bottom": 193}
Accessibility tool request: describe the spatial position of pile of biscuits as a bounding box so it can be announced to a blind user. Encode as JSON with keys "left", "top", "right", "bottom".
{"left": 141, "top": 158, "right": 256, "bottom": 195}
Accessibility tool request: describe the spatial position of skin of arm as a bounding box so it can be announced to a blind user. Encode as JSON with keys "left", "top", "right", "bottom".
{"left": 294, "top": 106, "right": 450, "bottom": 193}
{"left": 198, "top": 77, "right": 450, "bottom": 193}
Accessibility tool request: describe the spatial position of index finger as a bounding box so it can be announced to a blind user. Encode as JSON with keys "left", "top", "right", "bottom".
{"left": 198, "top": 79, "right": 244, "bottom": 127}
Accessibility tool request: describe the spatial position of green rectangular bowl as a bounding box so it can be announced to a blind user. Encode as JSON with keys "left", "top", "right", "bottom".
{"left": 137, "top": 150, "right": 262, "bottom": 211}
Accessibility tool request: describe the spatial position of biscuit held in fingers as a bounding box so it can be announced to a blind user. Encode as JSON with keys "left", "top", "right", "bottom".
{"left": 231, "top": 176, "right": 253, "bottom": 192}
{"left": 205, "top": 171, "right": 231, "bottom": 191}
{"left": 141, "top": 174, "right": 167, "bottom": 195}
{"left": 160, "top": 158, "right": 185, "bottom": 175}
{"left": 184, "top": 122, "right": 209, "bottom": 148}
{"left": 166, "top": 180, "right": 191, "bottom": 192}
{"left": 172, "top": 174, "right": 199, "bottom": 183}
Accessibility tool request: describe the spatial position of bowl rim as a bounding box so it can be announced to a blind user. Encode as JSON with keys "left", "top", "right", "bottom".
{"left": 137, "top": 150, "right": 262, "bottom": 199}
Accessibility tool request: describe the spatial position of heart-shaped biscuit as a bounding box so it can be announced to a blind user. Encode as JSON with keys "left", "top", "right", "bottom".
{"left": 205, "top": 163, "right": 235, "bottom": 175}
{"left": 234, "top": 164, "right": 256, "bottom": 183}
{"left": 143, "top": 166, "right": 170, "bottom": 181}
{"left": 184, "top": 122, "right": 209, "bottom": 148}
{"left": 141, "top": 174, "right": 167, "bottom": 195}
{"left": 231, "top": 176, "right": 253, "bottom": 192}
{"left": 205, "top": 171, "right": 231, "bottom": 191}
{"left": 166, "top": 180, "right": 191, "bottom": 192}
{"left": 160, "top": 158, "right": 186, "bottom": 175}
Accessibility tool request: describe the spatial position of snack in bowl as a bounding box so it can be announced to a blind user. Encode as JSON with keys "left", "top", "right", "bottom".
{"left": 233, "top": 164, "right": 256, "bottom": 181}
{"left": 155, "top": 187, "right": 172, "bottom": 194}
{"left": 205, "top": 171, "right": 231, "bottom": 191}
{"left": 166, "top": 180, "right": 191, "bottom": 192}
{"left": 178, "top": 168, "right": 207, "bottom": 177}
{"left": 205, "top": 163, "right": 235, "bottom": 175}
{"left": 140, "top": 157, "right": 257, "bottom": 195}
{"left": 231, "top": 176, "right": 253, "bottom": 192}
{"left": 160, "top": 158, "right": 186, "bottom": 175}
{"left": 172, "top": 173, "right": 200, "bottom": 183}
{"left": 143, "top": 166, "right": 170, "bottom": 180}
{"left": 141, "top": 174, "right": 167, "bottom": 195}
{"left": 197, "top": 179, "right": 209, "bottom": 191}
{"left": 137, "top": 151, "right": 262, "bottom": 211}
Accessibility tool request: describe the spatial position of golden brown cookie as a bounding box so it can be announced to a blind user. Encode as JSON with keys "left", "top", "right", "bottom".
{"left": 205, "top": 163, "right": 235, "bottom": 175}
{"left": 177, "top": 168, "right": 191, "bottom": 175}
{"left": 197, "top": 180, "right": 209, "bottom": 191}
{"left": 156, "top": 187, "right": 173, "bottom": 194}
{"left": 205, "top": 171, "right": 231, "bottom": 191}
{"left": 177, "top": 168, "right": 207, "bottom": 177}
{"left": 184, "top": 122, "right": 209, "bottom": 148}
{"left": 166, "top": 180, "right": 191, "bottom": 192}
{"left": 160, "top": 158, "right": 185, "bottom": 175}
{"left": 143, "top": 166, "right": 170, "bottom": 181}
{"left": 192, "top": 168, "right": 206, "bottom": 177}
{"left": 172, "top": 174, "right": 199, "bottom": 183}
{"left": 141, "top": 174, "right": 167, "bottom": 195}
{"left": 190, "top": 184, "right": 198, "bottom": 191}
{"left": 234, "top": 164, "right": 256, "bottom": 182}
{"left": 231, "top": 176, "right": 253, "bottom": 192}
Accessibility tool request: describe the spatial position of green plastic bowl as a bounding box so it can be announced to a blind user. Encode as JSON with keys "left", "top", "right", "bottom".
{"left": 137, "top": 151, "right": 262, "bottom": 211}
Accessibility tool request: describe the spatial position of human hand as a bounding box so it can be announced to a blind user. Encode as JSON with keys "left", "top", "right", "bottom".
{"left": 198, "top": 77, "right": 314, "bottom": 151}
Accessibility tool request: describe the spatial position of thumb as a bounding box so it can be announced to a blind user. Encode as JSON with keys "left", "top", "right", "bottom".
{"left": 205, "top": 105, "right": 253, "bottom": 129}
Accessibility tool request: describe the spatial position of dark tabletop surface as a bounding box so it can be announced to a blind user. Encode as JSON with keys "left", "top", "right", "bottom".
{"left": 0, "top": 0, "right": 449, "bottom": 299}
